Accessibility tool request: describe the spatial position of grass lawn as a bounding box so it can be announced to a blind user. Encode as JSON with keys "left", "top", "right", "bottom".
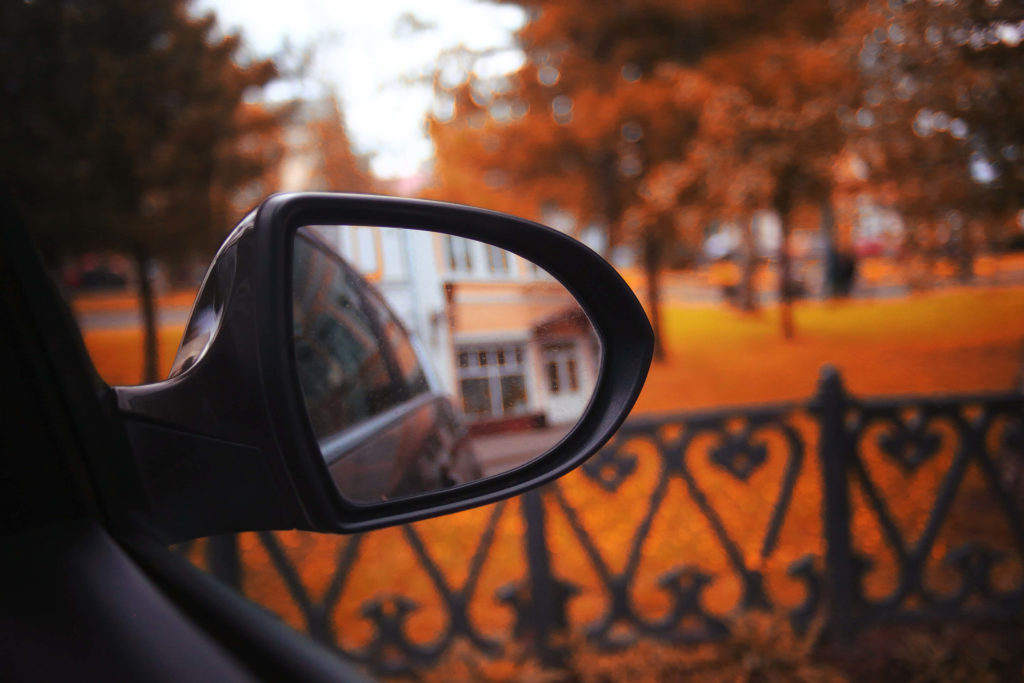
{"left": 639, "top": 287, "right": 1024, "bottom": 413}
{"left": 81, "top": 286, "right": 1024, "bottom": 401}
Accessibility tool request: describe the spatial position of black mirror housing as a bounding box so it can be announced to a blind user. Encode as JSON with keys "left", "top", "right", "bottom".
{"left": 115, "top": 193, "right": 653, "bottom": 542}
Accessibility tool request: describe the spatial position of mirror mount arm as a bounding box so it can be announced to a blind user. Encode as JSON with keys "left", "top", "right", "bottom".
{"left": 119, "top": 416, "right": 300, "bottom": 544}
{"left": 112, "top": 224, "right": 310, "bottom": 543}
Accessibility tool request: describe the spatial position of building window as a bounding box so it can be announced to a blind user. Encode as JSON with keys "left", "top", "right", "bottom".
{"left": 547, "top": 361, "right": 560, "bottom": 394}
{"left": 456, "top": 343, "right": 529, "bottom": 419}
{"left": 485, "top": 244, "right": 510, "bottom": 274}
{"left": 460, "top": 378, "right": 492, "bottom": 416}
{"left": 350, "top": 226, "right": 380, "bottom": 275}
{"left": 567, "top": 358, "right": 579, "bottom": 391}
{"left": 500, "top": 375, "right": 527, "bottom": 411}
{"left": 445, "top": 236, "right": 473, "bottom": 273}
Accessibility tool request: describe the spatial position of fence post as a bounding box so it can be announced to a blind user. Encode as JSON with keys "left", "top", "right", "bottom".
{"left": 816, "top": 365, "right": 855, "bottom": 642}
{"left": 206, "top": 533, "right": 242, "bottom": 590}
{"left": 521, "top": 487, "right": 568, "bottom": 666}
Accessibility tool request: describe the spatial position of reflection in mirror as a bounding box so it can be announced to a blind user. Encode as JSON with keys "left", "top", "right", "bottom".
{"left": 292, "top": 225, "right": 601, "bottom": 504}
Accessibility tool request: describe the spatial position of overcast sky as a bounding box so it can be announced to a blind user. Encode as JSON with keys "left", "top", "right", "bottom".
{"left": 195, "top": 0, "right": 525, "bottom": 178}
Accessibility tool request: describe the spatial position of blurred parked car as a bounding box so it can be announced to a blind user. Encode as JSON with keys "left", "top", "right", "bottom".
{"left": 292, "top": 228, "right": 483, "bottom": 502}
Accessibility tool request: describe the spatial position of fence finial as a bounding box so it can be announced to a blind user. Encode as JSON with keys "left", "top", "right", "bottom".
{"left": 817, "top": 364, "right": 845, "bottom": 396}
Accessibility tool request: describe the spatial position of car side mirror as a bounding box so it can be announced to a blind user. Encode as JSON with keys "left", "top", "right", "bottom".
{"left": 114, "top": 193, "right": 653, "bottom": 542}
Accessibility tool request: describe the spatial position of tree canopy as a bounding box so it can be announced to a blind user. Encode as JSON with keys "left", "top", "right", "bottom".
{"left": 0, "top": 0, "right": 292, "bottom": 381}
{"left": 0, "top": 0, "right": 290, "bottom": 264}
{"left": 427, "top": 0, "right": 1023, "bottom": 349}
{"left": 428, "top": 0, "right": 861, "bottom": 349}
{"left": 844, "top": 0, "right": 1024, "bottom": 262}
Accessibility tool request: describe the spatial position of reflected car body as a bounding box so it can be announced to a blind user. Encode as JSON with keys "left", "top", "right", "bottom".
{"left": 292, "top": 228, "right": 482, "bottom": 502}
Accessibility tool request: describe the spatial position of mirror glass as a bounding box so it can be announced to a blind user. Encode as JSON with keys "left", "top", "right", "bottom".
{"left": 291, "top": 224, "right": 601, "bottom": 504}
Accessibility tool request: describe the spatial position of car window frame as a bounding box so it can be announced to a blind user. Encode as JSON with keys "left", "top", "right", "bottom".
{"left": 293, "top": 228, "right": 429, "bottom": 442}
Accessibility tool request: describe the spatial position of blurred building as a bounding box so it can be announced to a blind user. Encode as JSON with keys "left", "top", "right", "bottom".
{"left": 317, "top": 226, "right": 599, "bottom": 431}
{"left": 283, "top": 98, "right": 597, "bottom": 429}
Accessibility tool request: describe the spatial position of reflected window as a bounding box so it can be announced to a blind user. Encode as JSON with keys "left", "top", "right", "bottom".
{"left": 547, "top": 361, "right": 560, "bottom": 394}
{"left": 501, "top": 375, "right": 527, "bottom": 411}
{"left": 486, "top": 244, "right": 510, "bottom": 274}
{"left": 445, "top": 235, "right": 473, "bottom": 273}
{"left": 460, "top": 377, "right": 492, "bottom": 416}
{"left": 541, "top": 342, "right": 586, "bottom": 402}
{"left": 351, "top": 226, "right": 380, "bottom": 275}
{"left": 456, "top": 342, "right": 529, "bottom": 419}
{"left": 567, "top": 359, "right": 579, "bottom": 391}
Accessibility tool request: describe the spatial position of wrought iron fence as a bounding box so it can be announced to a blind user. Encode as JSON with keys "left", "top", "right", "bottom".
{"left": 192, "top": 366, "right": 1024, "bottom": 676}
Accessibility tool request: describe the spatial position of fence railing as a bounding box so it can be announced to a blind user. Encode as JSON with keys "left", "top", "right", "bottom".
{"left": 194, "top": 366, "right": 1024, "bottom": 675}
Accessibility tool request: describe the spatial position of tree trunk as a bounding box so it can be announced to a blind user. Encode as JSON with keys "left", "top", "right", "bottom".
{"left": 593, "top": 150, "right": 623, "bottom": 248}
{"left": 954, "top": 223, "right": 974, "bottom": 283}
{"left": 133, "top": 247, "right": 159, "bottom": 383}
{"left": 643, "top": 234, "right": 666, "bottom": 362}
{"left": 778, "top": 221, "right": 795, "bottom": 340}
{"left": 820, "top": 196, "right": 839, "bottom": 298}
{"left": 773, "top": 164, "right": 799, "bottom": 339}
{"left": 739, "top": 215, "right": 758, "bottom": 312}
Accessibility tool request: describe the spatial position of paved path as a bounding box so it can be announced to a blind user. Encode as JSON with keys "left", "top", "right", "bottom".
{"left": 472, "top": 425, "right": 572, "bottom": 477}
